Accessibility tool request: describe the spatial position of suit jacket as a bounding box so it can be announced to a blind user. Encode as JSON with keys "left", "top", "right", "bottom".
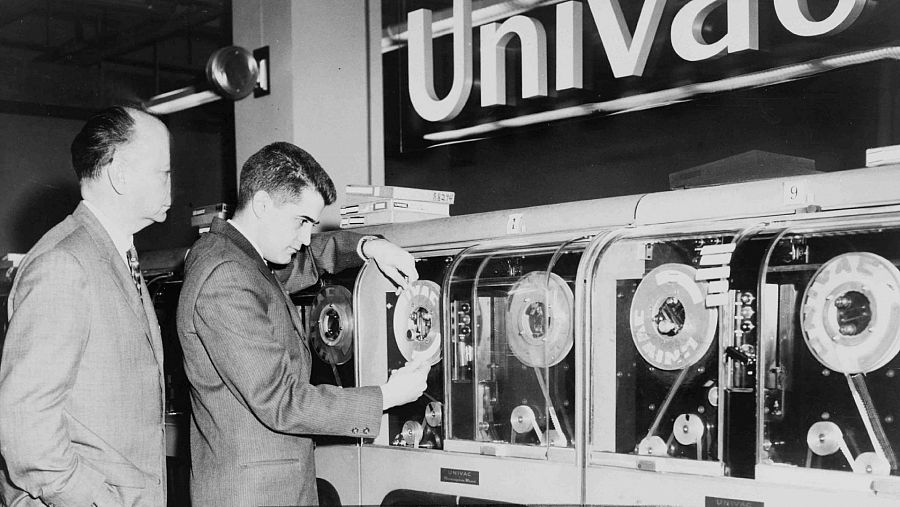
{"left": 0, "top": 203, "right": 166, "bottom": 507}
{"left": 176, "top": 218, "right": 382, "bottom": 507}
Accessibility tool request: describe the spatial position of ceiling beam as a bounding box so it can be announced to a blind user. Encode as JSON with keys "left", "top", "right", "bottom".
{"left": 53, "top": 0, "right": 175, "bottom": 19}
{"left": 35, "top": 5, "right": 223, "bottom": 66}
{"left": 106, "top": 56, "right": 203, "bottom": 75}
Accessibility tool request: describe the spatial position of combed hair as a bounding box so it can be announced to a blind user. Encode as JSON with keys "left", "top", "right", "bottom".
{"left": 237, "top": 142, "right": 337, "bottom": 210}
{"left": 70, "top": 106, "right": 141, "bottom": 182}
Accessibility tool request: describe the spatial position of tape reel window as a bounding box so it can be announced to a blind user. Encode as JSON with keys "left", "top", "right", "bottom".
{"left": 588, "top": 228, "right": 752, "bottom": 472}
{"left": 760, "top": 219, "right": 900, "bottom": 480}
{"left": 445, "top": 239, "right": 586, "bottom": 453}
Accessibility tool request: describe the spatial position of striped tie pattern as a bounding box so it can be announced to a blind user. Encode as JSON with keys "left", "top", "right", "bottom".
{"left": 126, "top": 246, "right": 142, "bottom": 296}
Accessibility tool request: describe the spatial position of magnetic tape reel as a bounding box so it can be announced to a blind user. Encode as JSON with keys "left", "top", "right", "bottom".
{"left": 800, "top": 252, "right": 900, "bottom": 374}
{"left": 505, "top": 271, "right": 575, "bottom": 368}
{"left": 310, "top": 285, "right": 354, "bottom": 366}
{"left": 393, "top": 280, "right": 442, "bottom": 366}
{"left": 629, "top": 264, "right": 718, "bottom": 371}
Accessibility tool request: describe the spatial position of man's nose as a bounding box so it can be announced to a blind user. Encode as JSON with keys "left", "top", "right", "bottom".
{"left": 300, "top": 227, "right": 312, "bottom": 247}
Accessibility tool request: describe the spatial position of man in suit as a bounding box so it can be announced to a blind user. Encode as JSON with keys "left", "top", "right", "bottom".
{"left": 177, "top": 142, "right": 428, "bottom": 506}
{"left": 0, "top": 106, "right": 171, "bottom": 506}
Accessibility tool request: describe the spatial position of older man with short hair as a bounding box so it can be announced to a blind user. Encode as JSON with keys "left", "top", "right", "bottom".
{"left": 0, "top": 105, "right": 171, "bottom": 506}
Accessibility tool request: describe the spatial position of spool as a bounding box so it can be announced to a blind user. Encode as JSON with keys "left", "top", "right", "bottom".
{"left": 309, "top": 286, "right": 354, "bottom": 365}
{"left": 673, "top": 413, "right": 705, "bottom": 446}
{"left": 401, "top": 420, "right": 424, "bottom": 447}
{"left": 393, "top": 280, "right": 442, "bottom": 366}
{"left": 806, "top": 421, "right": 843, "bottom": 456}
{"left": 506, "top": 272, "right": 574, "bottom": 368}
{"left": 629, "top": 264, "right": 717, "bottom": 370}
{"left": 637, "top": 435, "right": 669, "bottom": 457}
{"left": 855, "top": 452, "right": 891, "bottom": 475}
{"left": 425, "top": 402, "right": 443, "bottom": 428}
{"left": 510, "top": 405, "right": 538, "bottom": 434}
{"left": 800, "top": 252, "right": 900, "bottom": 374}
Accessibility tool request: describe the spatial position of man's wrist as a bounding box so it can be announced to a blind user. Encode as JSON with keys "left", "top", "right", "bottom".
{"left": 357, "top": 235, "right": 379, "bottom": 261}
{"left": 379, "top": 384, "right": 392, "bottom": 411}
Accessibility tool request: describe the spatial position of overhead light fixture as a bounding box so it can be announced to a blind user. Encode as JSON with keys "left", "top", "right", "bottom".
{"left": 144, "top": 45, "right": 261, "bottom": 115}
{"left": 143, "top": 87, "right": 221, "bottom": 115}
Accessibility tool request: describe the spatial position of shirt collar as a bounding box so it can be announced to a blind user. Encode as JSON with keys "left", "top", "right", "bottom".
{"left": 82, "top": 200, "right": 134, "bottom": 264}
{"left": 227, "top": 219, "right": 265, "bottom": 261}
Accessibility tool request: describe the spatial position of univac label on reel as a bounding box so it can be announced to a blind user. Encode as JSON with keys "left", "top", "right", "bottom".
{"left": 440, "top": 467, "right": 479, "bottom": 485}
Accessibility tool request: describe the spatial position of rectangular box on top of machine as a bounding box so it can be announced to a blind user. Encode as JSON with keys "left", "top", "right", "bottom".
{"left": 339, "top": 208, "right": 446, "bottom": 229}
{"left": 190, "top": 203, "right": 230, "bottom": 232}
{"left": 345, "top": 184, "right": 455, "bottom": 204}
{"left": 866, "top": 144, "right": 900, "bottom": 167}
{"left": 669, "top": 150, "right": 818, "bottom": 189}
{"left": 339, "top": 198, "right": 449, "bottom": 217}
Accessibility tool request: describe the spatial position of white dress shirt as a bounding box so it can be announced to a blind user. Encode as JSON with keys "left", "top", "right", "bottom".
{"left": 82, "top": 200, "right": 134, "bottom": 267}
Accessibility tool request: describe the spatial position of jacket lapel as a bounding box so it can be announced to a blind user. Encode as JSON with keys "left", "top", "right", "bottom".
{"left": 211, "top": 218, "right": 310, "bottom": 352}
{"left": 74, "top": 204, "right": 155, "bottom": 354}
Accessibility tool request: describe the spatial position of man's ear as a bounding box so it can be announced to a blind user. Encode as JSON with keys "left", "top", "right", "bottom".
{"left": 250, "top": 190, "right": 273, "bottom": 218}
{"left": 106, "top": 160, "right": 127, "bottom": 195}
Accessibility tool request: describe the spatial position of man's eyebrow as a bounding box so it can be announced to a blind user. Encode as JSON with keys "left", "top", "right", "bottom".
{"left": 299, "top": 215, "right": 319, "bottom": 225}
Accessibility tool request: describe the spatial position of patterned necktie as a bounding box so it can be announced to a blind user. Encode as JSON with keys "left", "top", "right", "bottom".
{"left": 126, "top": 246, "right": 142, "bottom": 296}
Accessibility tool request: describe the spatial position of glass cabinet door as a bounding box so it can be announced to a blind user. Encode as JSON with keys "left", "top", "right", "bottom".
{"left": 758, "top": 214, "right": 900, "bottom": 488}
{"left": 588, "top": 224, "right": 767, "bottom": 476}
{"left": 444, "top": 236, "right": 590, "bottom": 459}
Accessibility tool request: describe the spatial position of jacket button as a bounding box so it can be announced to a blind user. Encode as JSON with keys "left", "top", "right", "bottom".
{"left": 351, "top": 427, "right": 359, "bottom": 434}
{"left": 362, "top": 427, "right": 369, "bottom": 435}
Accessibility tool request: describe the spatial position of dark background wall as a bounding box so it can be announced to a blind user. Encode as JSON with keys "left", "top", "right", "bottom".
{"left": 0, "top": 105, "right": 235, "bottom": 256}
{"left": 386, "top": 62, "right": 899, "bottom": 214}
{"left": 1, "top": 113, "right": 82, "bottom": 256}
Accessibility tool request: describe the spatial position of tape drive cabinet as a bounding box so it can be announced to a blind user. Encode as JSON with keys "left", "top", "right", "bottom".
{"left": 311, "top": 166, "right": 900, "bottom": 506}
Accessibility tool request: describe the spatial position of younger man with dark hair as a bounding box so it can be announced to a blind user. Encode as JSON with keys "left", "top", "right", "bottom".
{"left": 177, "top": 142, "right": 428, "bottom": 506}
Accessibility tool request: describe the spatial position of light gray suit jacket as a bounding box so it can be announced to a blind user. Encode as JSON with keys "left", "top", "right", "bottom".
{"left": 176, "top": 218, "right": 382, "bottom": 507}
{"left": 0, "top": 203, "right": 167, "bottom": 506}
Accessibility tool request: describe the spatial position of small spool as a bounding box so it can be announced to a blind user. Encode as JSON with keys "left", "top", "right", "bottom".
{"left": 637, "top": 435, "right": 669, "bottom": 457}
{"left": 672, "top": 413, "right": 705, "bottom": 446}
{"left": 425, "top": 402, "right": 443, "bottom": 428}
{"left": 402, "top": 420, "right": 424, "bottom": 447}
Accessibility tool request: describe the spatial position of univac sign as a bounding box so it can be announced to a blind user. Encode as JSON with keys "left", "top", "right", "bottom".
{"left": 402, "top": 0, "right": 874, "bottom": 138}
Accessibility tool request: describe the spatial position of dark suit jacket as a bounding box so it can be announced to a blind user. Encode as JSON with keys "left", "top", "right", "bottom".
{"left": 176, "top": 218, "right": 382, "bottom": 507}
{"left": 0, "top": 203, "right": 166, "bottom": 506}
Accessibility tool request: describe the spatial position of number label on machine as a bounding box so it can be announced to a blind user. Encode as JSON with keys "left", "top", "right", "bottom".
{"left": 782, "top": 180, "right": 810, "bottom": 206}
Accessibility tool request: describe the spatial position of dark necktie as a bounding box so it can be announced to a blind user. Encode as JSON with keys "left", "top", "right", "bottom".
{"left": 126, "top": 246, "right": 142, "bottom": 296}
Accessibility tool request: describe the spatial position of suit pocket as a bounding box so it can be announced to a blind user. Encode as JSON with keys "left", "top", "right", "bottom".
{"left": 87, "top": 459, "right": 149, "bottom": 488}
{"left": 239, "top": 458, "right": 301, "bottom": 468}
